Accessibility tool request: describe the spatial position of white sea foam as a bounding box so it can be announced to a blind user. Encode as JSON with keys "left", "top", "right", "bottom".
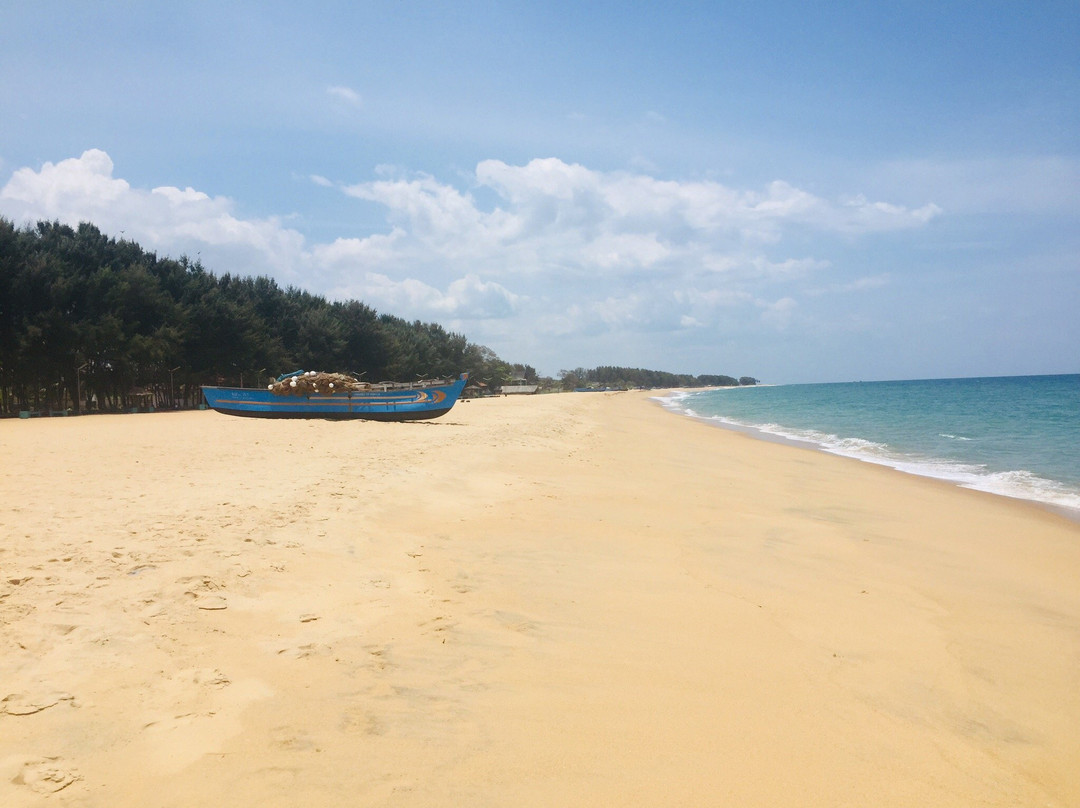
{"left": 964, "top": 470, "right": 1080, "bottom": 512}
{"left": 652, "top": 392, "right": 1080, "bottom": 516}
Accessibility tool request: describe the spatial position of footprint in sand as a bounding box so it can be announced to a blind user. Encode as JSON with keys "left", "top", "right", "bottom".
{"left": 491, "top": 610, "right": 542, "bottom": 636}
{"left": 190, "top": 593, "right": 228, "bottom": 610}
{"left": 275, "top": 642, "right": 332, "bottom": 659}
{"left": 269, "top": 726, "right": 316, "bottom": 751}
{"left": 11, "top": 757, "right": 80, "bottom": 794}
{"left": 189, "top": 668, "right": 231, "bottom": 687}
{"left": 173, "top": 575, "right": 230, "bottom": 610}
{"left": 2, "top": 692, "right": 75, "bottom": 716}
{"left": 340, "top": 706, "right": 385, "bottom": 736}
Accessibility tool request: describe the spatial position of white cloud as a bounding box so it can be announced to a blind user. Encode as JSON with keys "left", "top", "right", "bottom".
{"left": 807, "top": 273, "right": 891, "bottom": 296}
{"left": 580, "top": 232, "right": 670, "bottom": 270}
{"left": 676, "top": 287, "right": 754, "bottom": 309}
{"left": 327, "top": 85, "right": 362, "bottom": 107}
{"left": 0, "top": 149, "right": 308, "bottom": 279}
{"left": 335, "top": 157, "right": 936, "bottom": 287}
{"left": 746, "top": 256, "right": 831, "bottom": 281}
{"left": 332, "top": 271, "right": 520, "bottom": 320}
{"left": 0, "top": 150, "right": 941, "bottom": 365}
{"left": 2, "top": 149, "right": 131, "bottom": 218}
{"left": 314, "top": 229, "right": 407, "bottom": 270}
{"left": 440, "top": 274, "right": 521, "bottom": 318}
{"left": 760, "top": 296, "right": 798, "bottom": 329}
{"left": 837, "top": 194, "right": 942, "bottom": 231}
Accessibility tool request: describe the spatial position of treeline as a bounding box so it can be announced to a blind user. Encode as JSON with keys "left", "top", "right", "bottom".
{"left": 0, "top": 219, "right": 518, "bottom": 414}
{"left": 560, "top": 365, "right": 757, "bottom": 390}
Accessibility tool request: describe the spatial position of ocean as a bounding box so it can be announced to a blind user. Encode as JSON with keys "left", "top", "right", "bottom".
{"left": 656, "top": 374, "right": 1080, "bottom": 515}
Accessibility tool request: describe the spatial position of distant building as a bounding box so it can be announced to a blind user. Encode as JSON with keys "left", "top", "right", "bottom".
{"left": 500, "top": 377, "right": 539, "bottom": 395}
{"left": 462, "top": 381, "right": 490, "bottom": 398}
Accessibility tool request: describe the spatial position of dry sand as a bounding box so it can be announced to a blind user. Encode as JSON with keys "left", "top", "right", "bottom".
{"left": 2, "top": 391, "right": 1079, "bottom": 807}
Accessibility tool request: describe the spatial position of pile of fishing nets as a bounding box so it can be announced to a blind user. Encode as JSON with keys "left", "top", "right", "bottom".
{"left": 267, "top": 371, "right": 370, "bottom": 397}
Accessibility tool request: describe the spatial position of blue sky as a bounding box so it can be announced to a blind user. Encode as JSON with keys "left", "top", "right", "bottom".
{"left": 2, "top": 1, "right": 1077, "bottom": 383}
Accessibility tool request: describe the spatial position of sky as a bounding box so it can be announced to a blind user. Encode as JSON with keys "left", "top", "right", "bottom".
{"left": 1, "top": 1, "right": 1077, "bottom": 384}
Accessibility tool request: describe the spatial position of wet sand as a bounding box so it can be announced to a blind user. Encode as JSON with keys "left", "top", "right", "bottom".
{"left": 2, "top": 391, "right": 1078, "bottom": 806}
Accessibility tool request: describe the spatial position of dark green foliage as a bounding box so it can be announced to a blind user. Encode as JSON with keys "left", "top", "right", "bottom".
{"left": 561, "top": 366, "right": 746, "bottom": 390}
{"left": 0, "top": 217, "right": 757, "bottom": 413}
{"left": 0, "top": 219, "right": 511, "bottom": 413}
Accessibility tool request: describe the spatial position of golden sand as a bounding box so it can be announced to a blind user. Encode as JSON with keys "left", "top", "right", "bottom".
{"left": 2, "top": 391, "right": 1078, "bottom": 806}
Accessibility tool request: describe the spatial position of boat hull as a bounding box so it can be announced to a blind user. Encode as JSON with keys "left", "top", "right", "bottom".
{"left": 201, "top": 374, "right": 467, "bottom": 421}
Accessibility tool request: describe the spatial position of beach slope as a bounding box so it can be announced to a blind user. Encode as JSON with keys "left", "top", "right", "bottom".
{"left": 2, "top": 391, "right": 1078, "bottom": 806}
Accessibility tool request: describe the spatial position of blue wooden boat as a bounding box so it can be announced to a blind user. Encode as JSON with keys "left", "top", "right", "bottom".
{"left": 202, "top": 372, "right": 468, "bottom": 421}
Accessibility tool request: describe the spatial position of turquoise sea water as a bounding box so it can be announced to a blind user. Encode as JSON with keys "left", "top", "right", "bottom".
{"left": 656, "top": 374, "right": 1080, "bottom": 514}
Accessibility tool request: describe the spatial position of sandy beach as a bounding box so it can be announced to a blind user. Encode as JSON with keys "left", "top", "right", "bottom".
{"left": 2, "top": 391, "right": 1078, "bottom": 807}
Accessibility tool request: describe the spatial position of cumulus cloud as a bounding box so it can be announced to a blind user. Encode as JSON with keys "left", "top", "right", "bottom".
{"left": 0, "top": 150, "right": 940, "bottom": 358}
{"left": 0, "top": 149, "right": 308, "bottom": 279}
{"left": 329, "top": 271, "right": 520, "bottom": 320}
{"left": 2, "top": 149, "right": 133, "bottom": 220}
{"left": 334, "top": 157, "right": 939, "bottom": 291}
{"left": 440, "top": 274, "right": 521, "bottom": 318}
{"left": 471, "top": 159, "right": 939, "bottom": 248}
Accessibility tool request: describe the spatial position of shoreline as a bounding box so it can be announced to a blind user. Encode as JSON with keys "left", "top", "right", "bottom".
{"left": 2, "top": 392, "right": 1079, "bottom": 806}
{"left": 652, "top": 387, "right": 1080, "bottom": 523}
